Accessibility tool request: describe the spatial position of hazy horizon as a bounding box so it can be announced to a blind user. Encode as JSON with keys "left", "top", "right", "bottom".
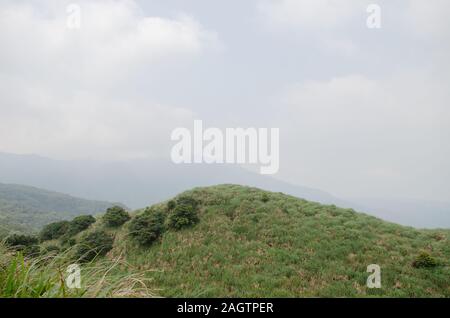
{"left": 1, "top": 0, "right": 449, "bottom": 205}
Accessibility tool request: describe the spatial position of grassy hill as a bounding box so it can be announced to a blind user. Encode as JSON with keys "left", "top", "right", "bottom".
{"left": 1, "top": 184, "right": 449, "bottom": 297}
{"left": 0, "top": 183, "right": 121, "bottom": 235}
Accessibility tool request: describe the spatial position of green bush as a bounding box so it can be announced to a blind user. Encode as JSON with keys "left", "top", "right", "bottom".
{"left": 167, "top": 200, "right": 176, "bottom": 211}
{"left": 261, "top": 193, "right": 270, "bottom": 203}
{"left": 176, "top": 196, "right": 198, "bottom": 209}
{"left": 39, "top": 221, "right": 70, "bottom": 241}
{"left": 129, "top": 209, "right": 166, "bottom": 246}
{"left": 103, "top": 206, "right": 130, "bottom": 227}
{"left": 413, "top": 252, "right": 438, "bottom": 268}
{"left": 4, "top": 234, "right": 40, "bottom": 256}
{"left": 74, "top": 230, "right": 114, "bottom": 262}
{"left": 5, "top": 234, "right": 38, "bottom": 249}
{"left": 167, "top": 203, "right": 199, "bottom": 230}
{"left": 68, "top": 215, "right": 96, "bottom": 236}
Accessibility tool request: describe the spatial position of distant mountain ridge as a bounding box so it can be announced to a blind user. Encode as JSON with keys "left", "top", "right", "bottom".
{"left": 0, "top": 152, "right": 449, "bottom": 228}
{"left": 0, "top": 182, "right": 120, "bottom": 233}
{"left": 0, "top": 152, "right": 348, "bottom": 209}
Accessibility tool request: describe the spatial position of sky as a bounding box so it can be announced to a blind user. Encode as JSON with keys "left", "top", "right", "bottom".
{"left": 0, "top": 0, "right": 449, "bottom": 202}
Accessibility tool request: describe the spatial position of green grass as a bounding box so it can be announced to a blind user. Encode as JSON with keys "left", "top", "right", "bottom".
{"left": 0, "top": 241, "right": 156, "bottom": 297}
{"left": 123, "top": 185, "right": 450, "bottom": 297}
{"left": 2, "top": 184, "right": 449, "bottom": 297}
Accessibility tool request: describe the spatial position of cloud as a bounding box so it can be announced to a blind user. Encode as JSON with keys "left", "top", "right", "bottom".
{"left": 257, "top": 0, "right": 369, "bottom": 55}
{"left": 258, "top": 0, "right": 363, "bottom": 30}
{"left": 278, "top": 72, "right": 450, "bottom": 199}
{"left": 0, "top": 0, "right": 217, "bottom": 159}
{"left": 405, "top": 0, "right": 450, "bottom": 38}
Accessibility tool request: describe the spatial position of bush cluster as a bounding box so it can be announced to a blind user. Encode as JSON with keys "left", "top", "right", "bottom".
{"left": 39, "top": 221, "right": 70, "bottom": 241}
{"left": 67, "top": 215, "right": 96, "bottom": 236}
{"left": 103, "top": 206, "right": 130, "bottom": 227}
{"left": 129, "top": 209, "right": 166, "bottom": 246}
{"left": 5, "top": 234, "right": 38, "bottom": 249}
{"left": 74, "top": 230, "right": 114, "bottom": 262}
{"left": 167, "top": 196, "right": 199, "bottom": 230}
{"left": 5, "top": 234, "right": 40, "bottom": 256}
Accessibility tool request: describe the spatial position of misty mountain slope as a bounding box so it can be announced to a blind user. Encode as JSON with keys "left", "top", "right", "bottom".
{"left": 1, "top": 152, "right": 449, "bottom": 228}
{"left": 351, "top": 198, "right": 450, "bottom": 229}
{"left": 0, "top": 152, "right": 347, "bottom": 209}
{"left": 0, "top": 182, "right": 120, "bottom": 233}
{"left": 39, "top": 185, "right": 450, "bottom": 297}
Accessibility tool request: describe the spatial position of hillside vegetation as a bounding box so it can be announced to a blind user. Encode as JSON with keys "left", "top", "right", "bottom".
{"left": 0, "top": 183, "right": 120, "bottom": 234}
{"left": 1, "top": 185, "right": 449, "bottom": 297}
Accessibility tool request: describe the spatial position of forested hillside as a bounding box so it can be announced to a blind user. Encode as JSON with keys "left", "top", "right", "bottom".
{"left": 0, "top": 183, "right": 120, "bottom": 234}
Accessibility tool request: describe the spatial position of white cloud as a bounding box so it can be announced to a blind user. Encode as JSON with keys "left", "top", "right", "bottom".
{"left": 0, "top": 0, "right": 219, "bottom": 86}
{"left": 405, "top": 0, "right": 450, "bottom": 38}
{"left": 279, "top": 72, "right": 450, "bottom": 199}
{"left": 0, "top": 0, "right": 216, "bottom": 159}
{"left": 258, "top": 0, "right": 364, "bottom": 30}
{"left": 257, "top": 0, "right": 368, "bottom": 55}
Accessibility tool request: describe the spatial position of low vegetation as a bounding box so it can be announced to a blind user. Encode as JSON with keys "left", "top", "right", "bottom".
{"left": 40, "top": 221, "right": 70, "bottom": 241}
{"left": 66, "top": 215, "right": 96, "bottom": 236}
{"left": 74, "top": 230, "right": 114, "bottom": 262}
{"left": 1, "top": 184, "right": 449, "bottom": 297}
{"left": 0, "top": 242, "right": 155, "bottom": 297}
{"left": 413, "top": 252, "right": 438, "bottom": 268}
{"left": 103, "top": 206, "right": 130, "bottom": 227}
{"left": 129, "top": 208, "right": 166, "bottom": 246}
{"left": 167, "top": 197, "right": 199, "bottom": 230}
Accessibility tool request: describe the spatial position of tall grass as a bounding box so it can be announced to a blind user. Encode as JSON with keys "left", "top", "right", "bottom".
{"left": 0, "top": 242, "right": 157, "bottom": 298}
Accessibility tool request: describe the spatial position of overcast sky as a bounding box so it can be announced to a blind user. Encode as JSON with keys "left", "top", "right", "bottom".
{"left": 0, "top": 0, "right": 449, "bottom": 201}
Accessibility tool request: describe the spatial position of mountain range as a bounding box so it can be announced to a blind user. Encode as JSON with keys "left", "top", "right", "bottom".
{"left": 0, "top": 152, "right": 449, "bottom": 228}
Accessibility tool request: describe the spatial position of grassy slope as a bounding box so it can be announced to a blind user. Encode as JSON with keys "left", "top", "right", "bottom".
{"left": 3, "top": 184, "right": 449, "bottom": 298}
{"left": 111, "top": 184, "right": 449, "bottom": 297}
{"left": 0, "top": 183, "right": 119, "bottom": 233}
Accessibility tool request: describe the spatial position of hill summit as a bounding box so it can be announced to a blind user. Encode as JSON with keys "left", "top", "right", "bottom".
{"left": 7, "top": 184, "right": 450, "bottom": 297}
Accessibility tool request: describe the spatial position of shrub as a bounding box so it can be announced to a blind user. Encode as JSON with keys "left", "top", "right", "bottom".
{"left": 129, "top": 210, "right": 166, "bottom": 246}
{"left": 413, "top": 252, "right": 438, "bottom": 268}
{"left": 4, "top": 234, "right": 40, "bottom": 256}
{"left": 167, "top": 203, "right": 199, "bottom": 230}
{"left": 261, "top": 193, "right": 270, "bottom": 203}
{"left": 176, "top": 196, "right": 198, "bottom": 209}
{"left": 103, "top": 206, "right": 130, "bottom": 227}
{"left": 74, "top": 230, "right": 114, "bottom": 262}
{"left": 5, "top": 234, "right": 38, "bottom": 250}
{"left": 167, "top": 200, "right": 176, "bottom": 211}
{"left": 39, "top": 221, "right": 70, "bottom": 241}
{"left": 67, "top": 215, "right": 96, "bottom": 236}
